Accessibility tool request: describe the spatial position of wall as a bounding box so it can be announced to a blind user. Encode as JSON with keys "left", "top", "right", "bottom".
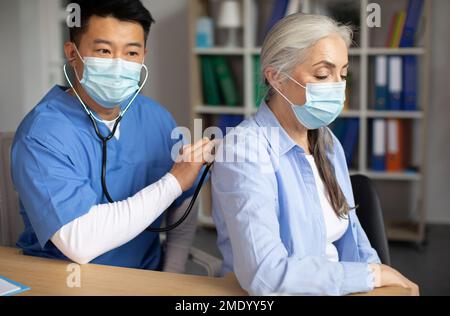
{"left": 0, "top": 0, "right": 59, "bottom": 133}
{"left": 142, "top": 0, "right": 191, "bottom": 129}
{"left": 0, "top": 1, "right": 24, "bottom": 133}
{"left": 425, "top": 0, "right": 450, "bottom": 223}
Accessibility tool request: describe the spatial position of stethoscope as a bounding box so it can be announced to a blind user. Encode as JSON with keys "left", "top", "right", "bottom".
{"left": 63, "top": 62, "right": 213, "bottom": 233}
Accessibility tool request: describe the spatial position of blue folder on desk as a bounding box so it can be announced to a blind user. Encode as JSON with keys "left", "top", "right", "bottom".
{"left": 0, "top": 275, "right": 30, "bottom": 296}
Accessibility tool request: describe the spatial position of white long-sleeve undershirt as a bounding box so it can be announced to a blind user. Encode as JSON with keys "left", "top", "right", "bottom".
{"left": 51, "top": 173, "right": 182, "bottom": 265}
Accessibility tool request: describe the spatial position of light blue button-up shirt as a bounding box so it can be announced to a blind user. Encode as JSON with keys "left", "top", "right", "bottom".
{"left": 211, "top": 102, "right": 381, "bottom": 296}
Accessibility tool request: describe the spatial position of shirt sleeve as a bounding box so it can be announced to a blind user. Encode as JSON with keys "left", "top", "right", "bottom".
{"left": 211, "top": 131, "right": 374, "bottom": 296}
{"left": 51, "top": 173, "right": 182, "bottom": 264}
{"left": 11, "top": 135, "right": 98, "bottom": 248}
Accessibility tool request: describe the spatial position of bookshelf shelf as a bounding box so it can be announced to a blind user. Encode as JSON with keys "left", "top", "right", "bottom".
{"left": 250, "top": 48, "right": 261, "bottom": 54}
{"left": 366, "top": 110, "right": 424, "bottom": 119}
{"left": 194, "top": 47, "right": 246, "bottom": 55}
{"left": 251, "top": 47, "right": 365, "bottom": 55}
{"left": 349, "top": 170, "right": 422, "bottom": 181}
{"left": 364, "top": 171, "right": 422, "bottom": 181}
{"left": 195, "top": 105, "right": 247, "bottom": 115}
{"left": 386, "top": 221, "right": 424, "bottom": 243}
{"left": 366, "top": 47, "right": 426, "bottom": 55}
{"left": 340, "top": 110, "right": 362, "bottom": 118}
{"left": 189, "top": 0, "right": 431, "bottom": 244}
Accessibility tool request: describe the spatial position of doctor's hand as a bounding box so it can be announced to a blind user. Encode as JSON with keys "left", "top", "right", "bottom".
{"left": 170, "top": 138, "right": 216, "bottom": 192}
{"left": 369, "top": 263, "right": 420, "bottom": 296}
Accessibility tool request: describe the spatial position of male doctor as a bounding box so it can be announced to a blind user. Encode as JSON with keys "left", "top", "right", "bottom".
{"left": 11, "top": 0, "right": 213, "bottom": 272}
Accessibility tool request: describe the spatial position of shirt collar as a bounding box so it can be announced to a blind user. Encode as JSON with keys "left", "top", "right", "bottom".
{"left": 254, "top": 101, "right": 304, "bottom": 156}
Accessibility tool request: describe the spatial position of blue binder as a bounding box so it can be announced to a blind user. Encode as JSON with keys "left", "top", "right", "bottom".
{"left": 400, "top": 0, "right": 424, "bottom": 48}
{"left": 265, "top": 0, "right": 289, "bottom": 35}
{"left": 341, "top": 119, "right": 359, "bottom": 168}
{"left": 402, "top": 56, "right": 418, "bottom": 111}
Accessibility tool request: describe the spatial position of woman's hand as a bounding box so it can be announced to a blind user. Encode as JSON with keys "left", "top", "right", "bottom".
{"left": 369, "top": 263, "right": 420, "bottom": 296}
{"left": 170, "top": 138, "right": 216, "bottom": 192}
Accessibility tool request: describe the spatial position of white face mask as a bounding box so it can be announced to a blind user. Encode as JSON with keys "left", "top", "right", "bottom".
{"left": 272, "top": 74, "right": 346, "bottom": 130}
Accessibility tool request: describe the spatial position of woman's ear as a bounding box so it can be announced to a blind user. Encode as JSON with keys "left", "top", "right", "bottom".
{"left": 264, "top": 68, "right": 284, "bottom": 91}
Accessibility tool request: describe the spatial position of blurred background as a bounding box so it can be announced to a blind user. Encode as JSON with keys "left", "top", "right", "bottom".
{"left": 0, "top": 0, "right": 449, "bottom": 295}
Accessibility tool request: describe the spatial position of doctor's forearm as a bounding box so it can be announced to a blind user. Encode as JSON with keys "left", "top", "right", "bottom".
{"left": 51, "top": 173, "right": 182, "bottom": 264}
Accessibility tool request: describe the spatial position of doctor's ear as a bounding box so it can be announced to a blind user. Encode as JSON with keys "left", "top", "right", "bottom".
{"left": 64, "top": 42, "right": 78, "bottom": 66}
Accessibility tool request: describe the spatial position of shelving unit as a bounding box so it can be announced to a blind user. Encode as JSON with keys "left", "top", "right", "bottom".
{"left": 188, "top": 0, "right": 431, "bottom": 243}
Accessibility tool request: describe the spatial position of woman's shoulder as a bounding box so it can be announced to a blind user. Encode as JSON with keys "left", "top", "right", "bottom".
{"left": 221, "top": 117, "right": 270, "bottom": 153}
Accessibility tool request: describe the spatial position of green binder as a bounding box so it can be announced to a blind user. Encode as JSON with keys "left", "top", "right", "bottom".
{"left": 213, "top": 56, "right": 239, "bottom": 107}
{"left": 200, "top": 56, "right": 221, "bottom": 106}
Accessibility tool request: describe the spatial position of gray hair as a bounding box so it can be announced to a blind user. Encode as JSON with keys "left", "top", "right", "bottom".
{"left": 261, "top": 13, "right": 353, "bottom": 87}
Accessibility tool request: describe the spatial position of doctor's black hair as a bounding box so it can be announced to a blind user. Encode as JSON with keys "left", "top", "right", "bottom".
{"left": 68, "top": 0, "right": 155, "bottom": 47}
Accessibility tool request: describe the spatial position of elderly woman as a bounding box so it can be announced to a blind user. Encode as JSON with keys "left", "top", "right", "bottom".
{"left": 211, "top": 14, "right": 418, "bottom": 296}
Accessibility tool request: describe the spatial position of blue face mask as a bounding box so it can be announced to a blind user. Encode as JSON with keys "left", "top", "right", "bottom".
{"left": 73, "top": 46, "right": 147, "bottom": 109}
{"left": 273, "top": 74, "right": 346, "bottom": 130}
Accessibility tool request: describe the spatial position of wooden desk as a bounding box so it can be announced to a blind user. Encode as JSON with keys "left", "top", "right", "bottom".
{"left": 0, "top": 247, "right": 410, "bottom": 296}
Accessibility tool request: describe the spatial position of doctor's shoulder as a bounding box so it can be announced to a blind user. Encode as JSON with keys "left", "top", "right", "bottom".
{"left": 14, "top": 99, "right": 79, "bottom": 152}
{"left": 135, "top": 94, "right": 178, "bottom": 129}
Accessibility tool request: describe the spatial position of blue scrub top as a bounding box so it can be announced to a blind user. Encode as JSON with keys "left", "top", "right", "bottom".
{"left": 11, "top": 85, "right": 188, "bottom": 270}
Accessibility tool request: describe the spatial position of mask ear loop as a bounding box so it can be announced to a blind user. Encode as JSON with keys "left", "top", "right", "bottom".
{"left": 63, "top": 63, "right": 96, "bottom": 118}
{"left": 284, "top": 73, "right": 307, "bottom": 89}
{"left": 270, "top": 81, "right": 295, "bottom": 107}
{"left": 63, "top": 63, "right": 107, "bottom": 123}
{"left": 120, "top": 63, "right": 149, "bottom": 117}
{"left": 269, "top": 72, "right": 308, "bottom": 105}
{"left": 269, "top": 76, "right": 316, "bottom": 129}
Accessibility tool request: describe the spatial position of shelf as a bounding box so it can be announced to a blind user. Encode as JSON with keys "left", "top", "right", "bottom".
{"left": 193, "top": 47, "right": 246, "bottom": 55}
{"left": 195, "top": 109, "right": 424, "bottom": 119}
{"left": 349, "top": 169, "right": 421, "bottom": 181}
{"left": 194, "top": 105, "right": 247, "bottom": 115}
{"left": 249, "top": 47, "right": 364, "bottom": 55}
{"left": 366, "top": 111, "right": 424, "bottom": 119}
{"left": 340, "top": 110, "right": 362, "bottom": 118}
{"left": 364, "top": 171, "right": 422, "bottom": 181}
{"left": 366, "top": 47, "right": 426, "bottom": 55}
{"left": 249, "top": 47, "right": 425, "bottom": 56}
{"left": 386, "top": 221, "right": 423, "bottom": 242}
{"left": 249, "top": 47, "right": 363, "bottom": 56}
{"left": 198, "top": 211, "right": 216, "bottom": 228}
